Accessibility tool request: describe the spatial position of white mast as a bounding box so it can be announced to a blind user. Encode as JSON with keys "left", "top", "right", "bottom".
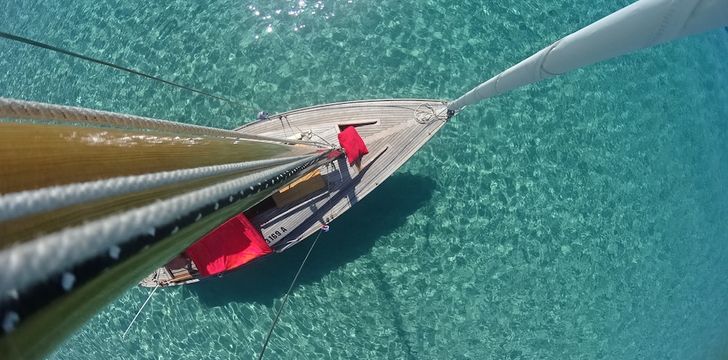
{"left": 448, "top": 0, "right": 728, "bottom": 111}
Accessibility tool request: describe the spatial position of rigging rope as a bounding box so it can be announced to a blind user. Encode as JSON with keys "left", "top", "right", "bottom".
{"left": 0, "top": 155, "right": 320, "bottom": 297}
{"left": 0, "top": 155, "right": 311, "bottom": 222}
{"left": 0, "top": 31, "right": 247, "bottom": 108}
{"left": 0, "top": 97, "right": 330, "bottom": 147}
{"left": 257, "top": 228, "right": 325, "bottom": 360}
{"left": 122, "top": 284, "right": 159, "bottom": 339}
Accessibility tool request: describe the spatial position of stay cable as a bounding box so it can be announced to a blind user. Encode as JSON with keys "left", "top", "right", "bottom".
{"left": 0, "top": 31, "right": 247, "bottom": 108}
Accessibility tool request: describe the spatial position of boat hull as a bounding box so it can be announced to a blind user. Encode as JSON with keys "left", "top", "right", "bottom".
{"left": 140, "top": 99, "right": 449, "bottom": 287}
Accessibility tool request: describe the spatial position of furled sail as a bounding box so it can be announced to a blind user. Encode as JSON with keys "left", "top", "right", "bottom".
{"left": 448, "top": 0, "right": 728, "bottom": 111}
{"left": 0, "top": 97, "right": 335, "bottom": 359}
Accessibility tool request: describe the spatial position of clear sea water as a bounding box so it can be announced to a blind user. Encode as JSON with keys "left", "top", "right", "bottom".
{"left": 2, "top": 0, "right": 728, "bottom": 359}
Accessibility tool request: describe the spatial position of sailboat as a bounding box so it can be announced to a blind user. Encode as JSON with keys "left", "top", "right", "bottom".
{"left": 140, "top": 0, "right": 728, "bottom": 287}
{"left": 139, "top": 99, "right": 449, "bottom": 287}
{"left": 0, "top": 0, "right": 726, "bottom": 358}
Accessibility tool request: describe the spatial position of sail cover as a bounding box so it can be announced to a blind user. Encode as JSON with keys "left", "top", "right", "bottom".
{"left": 448, "top": 0, "right": 728, "bottom": 110}
{"left": 185, "top": 214, "right": 272, "bottom": 276}
{"left": 337, "top": 126, "right": 369, "bottom": 164}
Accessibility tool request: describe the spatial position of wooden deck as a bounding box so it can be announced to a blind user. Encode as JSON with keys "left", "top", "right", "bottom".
{"left": 237, "top": 99, "right": 449, "bottom": 251}
{"left": 140, "top": 99, "right": 449, "bottom": 287}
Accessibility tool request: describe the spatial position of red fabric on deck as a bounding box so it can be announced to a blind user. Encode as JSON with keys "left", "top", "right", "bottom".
{"left": 185, "top": 214, "right": 272, "bottom": 276}
{"left": 337, "top": 126, "right": 369, "bottom": 165}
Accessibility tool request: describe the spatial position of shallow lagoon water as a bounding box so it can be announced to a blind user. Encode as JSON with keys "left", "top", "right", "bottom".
{"left": 1, "top": 0, "right": 728, "bottom": 359}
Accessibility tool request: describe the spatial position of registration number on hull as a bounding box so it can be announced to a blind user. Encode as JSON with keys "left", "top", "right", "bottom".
{"left": 265, "top": 226, "right": 288, "bottom": 244}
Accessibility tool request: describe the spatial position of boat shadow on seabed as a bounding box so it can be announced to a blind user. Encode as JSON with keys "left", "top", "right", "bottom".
{"left": 188, "top": 172, "right": 437, "bottom": 307}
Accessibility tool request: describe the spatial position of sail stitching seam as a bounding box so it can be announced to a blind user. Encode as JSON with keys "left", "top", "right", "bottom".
{"left": 539, "top": 40, "right": 562, "bottom": 77}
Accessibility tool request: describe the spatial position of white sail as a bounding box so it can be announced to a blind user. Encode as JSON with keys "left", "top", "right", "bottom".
{"left": 448, "top": 0, "right": 728, "bottom": 111}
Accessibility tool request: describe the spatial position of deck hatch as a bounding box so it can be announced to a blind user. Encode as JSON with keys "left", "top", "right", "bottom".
{"left": 272, "top": 169, "right": 327, "bottom": 208}
{"left": 336, "top": 119, "right": 379, "bottom": 132}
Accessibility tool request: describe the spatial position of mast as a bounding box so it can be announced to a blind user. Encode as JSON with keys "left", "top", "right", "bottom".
{"left": 0, "top": 98, "right": 334, "bottom": 359}
{"left": 448, "top": 0, "right": 728, "bottom": 111}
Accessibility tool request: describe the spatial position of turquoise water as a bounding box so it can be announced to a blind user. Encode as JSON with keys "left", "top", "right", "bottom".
{"left": 2, "top": 0, "right": 728, "bottom": 358}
